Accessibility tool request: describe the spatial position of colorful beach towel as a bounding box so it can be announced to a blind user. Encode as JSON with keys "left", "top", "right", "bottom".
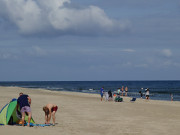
{"left": 17, "top": 123, "right": 54, "bottom": 127}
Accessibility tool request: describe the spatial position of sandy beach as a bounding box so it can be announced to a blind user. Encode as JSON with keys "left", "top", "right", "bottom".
{"left": 0, "top": 86, "right": 180, "bottom": 135}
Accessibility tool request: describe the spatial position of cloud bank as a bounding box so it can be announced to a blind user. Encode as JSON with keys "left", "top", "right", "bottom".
{"left": 0, "top": 0, "right": 130, "bottom": 36}
{"left": 161, "top": 49, "right": 172, "bottom": 57}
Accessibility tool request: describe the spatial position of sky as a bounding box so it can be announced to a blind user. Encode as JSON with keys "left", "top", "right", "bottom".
{"left": 0, "top": 0, "right": 180, "bottom": 81}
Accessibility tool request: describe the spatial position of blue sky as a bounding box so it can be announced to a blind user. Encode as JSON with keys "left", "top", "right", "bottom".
{"left": 0, "top": 0, "right": 180, "bottom": 81}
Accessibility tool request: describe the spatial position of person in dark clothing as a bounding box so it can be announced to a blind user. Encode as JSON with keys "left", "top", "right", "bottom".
{"left": 108, "top": 90, "right": 112, "bottom": 98}
{"left": 139, "top": 91, "right": 143, "bottom": 98}
{"left": 17, "top": 93, "right": 32, "bottom": 127}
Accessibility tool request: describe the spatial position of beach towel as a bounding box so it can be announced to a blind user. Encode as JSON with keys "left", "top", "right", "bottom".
{"left": 17, "top": 123, "right": 54, "bottom": 127}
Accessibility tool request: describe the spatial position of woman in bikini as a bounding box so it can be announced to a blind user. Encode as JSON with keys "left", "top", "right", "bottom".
{"left": 43, "top": 103, "right": 58, "bottom": 125}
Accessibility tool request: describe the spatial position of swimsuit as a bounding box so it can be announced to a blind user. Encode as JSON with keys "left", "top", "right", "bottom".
{"left": 51, "top": 106, "right": 58, "bottom": 112}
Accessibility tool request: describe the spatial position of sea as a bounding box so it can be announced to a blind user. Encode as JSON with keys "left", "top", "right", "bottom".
{"left": 0, "top": 81, "right": 180, "bottom": 101}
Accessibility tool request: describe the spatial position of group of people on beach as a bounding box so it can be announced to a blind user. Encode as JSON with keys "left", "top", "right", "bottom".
{"left": 117, "top": 86, "right": 128, "bottom": 96}
{"left": 100, "top": 86, "right": 150, "bottom": 101}
{"left": 139, "top": 88, "right": 150, "bottom": 100}
{"left": 17, "top": 92, "right": 58, "bottom": 127}
{"left": 100, "top": 86, "right": 128, "bottom": 101}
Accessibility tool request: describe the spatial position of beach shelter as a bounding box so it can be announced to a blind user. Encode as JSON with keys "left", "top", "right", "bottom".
{"left": 0, "top": 98, "right": 35, "bottom": 125}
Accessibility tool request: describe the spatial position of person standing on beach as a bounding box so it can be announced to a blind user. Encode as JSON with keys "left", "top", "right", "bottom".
{"left": 100, "top": 87, "right": 104, "bottom": 101}
{"left": 125, "top": 86, "right": 128, "bottom": 96}
{"left": 139, "top": 91, "right": 143, "bottom": 98}
{"left": 43, "top": 104, "right": 58, "bottom": 125}
{"left": 17, "top": 92, "right": 32, "bottom": 127}
{"left": 121, "top": 86, "right": 124, "bottom": 96}
{"left": 145, "top": 88, "right": 150, "bottom": 100}
{"left": 139, "top": 88, "right": 143, "bottom": 98}
{"left": 117, "top": 88, "right": 121, "bottom": 95}
{"left": 105, "top": 91, "right": 109, "bottom": 101}
{"left": 170, "top": 93, "right": 173, "bottom": 101}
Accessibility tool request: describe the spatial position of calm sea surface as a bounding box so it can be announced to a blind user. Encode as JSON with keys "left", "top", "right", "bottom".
{"left": 0, "top": 81, "right": 180, "bottom": 101}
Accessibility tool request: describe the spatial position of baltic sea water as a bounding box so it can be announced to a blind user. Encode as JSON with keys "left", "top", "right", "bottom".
{"left": 0, "top": 81, "right": 180, "bottom": 101}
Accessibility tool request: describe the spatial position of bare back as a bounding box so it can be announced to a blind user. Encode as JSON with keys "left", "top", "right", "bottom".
{"left": 46, "top": 104, "right": 56, "bottom": 111}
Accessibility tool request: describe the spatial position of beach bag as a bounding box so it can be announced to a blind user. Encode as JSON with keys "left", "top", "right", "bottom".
{"left": 115, "top": 96, "right": 123, "bottom": 102}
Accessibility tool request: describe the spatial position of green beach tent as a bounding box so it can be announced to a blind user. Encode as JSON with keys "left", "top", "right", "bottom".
{"left": 0, "top": 98, "right": 35, "bottom": 125}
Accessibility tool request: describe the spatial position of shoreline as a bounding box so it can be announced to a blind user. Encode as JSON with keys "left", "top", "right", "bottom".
{"left": 1, "top": 86, "right": 180, "bottom": 135}
{"left": 0, "top": 86, "right": 177, "bottom": 103}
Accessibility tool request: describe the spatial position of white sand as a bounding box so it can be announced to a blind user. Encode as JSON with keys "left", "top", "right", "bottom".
{"left": 0, "top": 86, "right": 180, "bottom": 135}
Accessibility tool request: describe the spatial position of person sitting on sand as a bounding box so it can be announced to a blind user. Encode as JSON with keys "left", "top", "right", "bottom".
{"left": 43, "top": 104, "right": 58, "bottom": 125}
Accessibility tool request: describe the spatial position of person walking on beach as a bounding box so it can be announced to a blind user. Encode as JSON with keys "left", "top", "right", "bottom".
{"left": 43, "top": 104, "right": 58, "bottom": 125}
{"left": 145, "top": 88, "right": 150, "bottom": 100}
{"left": 17, "top": 92, "right": 32, "bottom": 127}
{"left": 100, "top": 87, "right": 104, "bottom": 101}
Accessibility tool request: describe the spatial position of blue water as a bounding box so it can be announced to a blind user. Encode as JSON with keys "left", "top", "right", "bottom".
{"left": 0, "top": 81, "right": 180, "bottom": 101}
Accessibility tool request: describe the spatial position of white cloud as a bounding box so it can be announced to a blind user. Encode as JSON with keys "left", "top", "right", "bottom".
{"left": 32, "top": 46, "right": 47, "bottom": 56}
{"left": 161, "top": 49, "right": 172, "bottom": 57}
{"left": 122, "top": 62, "right": 132, "bottom": 67}
{"left": 25, "top": 46, "right": 47, "bottom": 57}
{"left": 162, "top": 60, "right": 172, "bottom": 66}
{"left": 0, "top": 0, "right": 130, "bottom": 36}
{"left": 122, "top": 49, "right": 135, "bottom": 52}
{"left": 0, "top": 51, "right": 18, "bottom": 60}
{"left": 173, "top": 62, "right": 180, "bottom": 67}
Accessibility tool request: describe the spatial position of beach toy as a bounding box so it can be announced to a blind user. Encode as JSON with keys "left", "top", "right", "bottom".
{"left": 18, "top": 120, "right": 23, "bottom": 125}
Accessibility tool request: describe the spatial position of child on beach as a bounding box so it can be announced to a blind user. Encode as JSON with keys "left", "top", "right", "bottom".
{"left": 100, "top": 87, "right": 104, "bottom": 101}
